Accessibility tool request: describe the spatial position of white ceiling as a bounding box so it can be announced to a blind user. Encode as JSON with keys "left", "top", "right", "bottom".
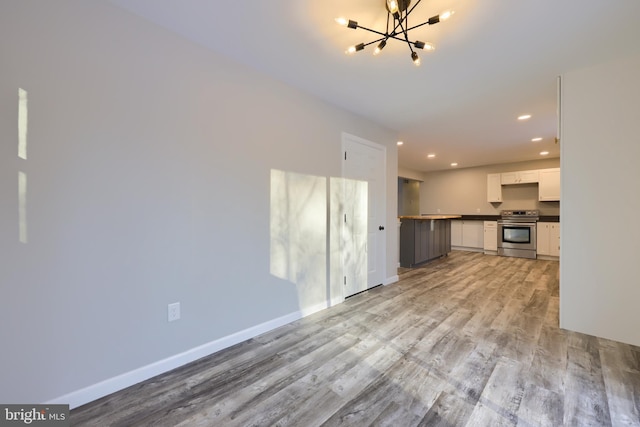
{"left": 107, "top": 0, "right": 640, "bottom": 172}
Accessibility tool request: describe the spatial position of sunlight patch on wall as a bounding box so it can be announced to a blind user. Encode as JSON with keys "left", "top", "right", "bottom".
{"left": 18, "top": 88, "right": 28, "bottom": 160}
{"left": 270, "top": 169, "right": 327, "bottom": 310}
{"left": 270, "top": 169, "right": 369, "bottom": 311}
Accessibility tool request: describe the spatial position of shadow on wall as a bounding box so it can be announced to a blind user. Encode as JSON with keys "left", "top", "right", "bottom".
{"left": 270, "top": 169, "right": 367, "bottom": 314}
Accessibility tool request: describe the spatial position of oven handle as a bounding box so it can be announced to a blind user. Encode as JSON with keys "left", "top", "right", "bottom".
{"left": 497, "top": 222, "right": 537, "bottom": 226}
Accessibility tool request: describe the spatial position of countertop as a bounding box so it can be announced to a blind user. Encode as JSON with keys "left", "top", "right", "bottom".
{"left": 456, "top": 215, "right": 560, "bottom": 222}
{"left": 399, "top": 214, "right": 560, "bottom": 222}
{"left": 399, "top": 215, "right": 462, "bottom": 220}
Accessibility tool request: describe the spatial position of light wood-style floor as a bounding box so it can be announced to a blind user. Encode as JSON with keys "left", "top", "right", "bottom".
{"left": 70, "top": 251, "right": 640, "bottom": 426}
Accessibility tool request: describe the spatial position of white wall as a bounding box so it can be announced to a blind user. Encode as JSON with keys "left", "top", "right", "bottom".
{"left": 413, "top": 158, "right": 560, "bottom": 215}
{"left": 560, "top": 53, "right": 640, "bottom": 347}
{"left": 398, "top": 166, "right": 425, "bottom": 182}
{"left": 0, "top": 1, "right": 398, "bottom": 405}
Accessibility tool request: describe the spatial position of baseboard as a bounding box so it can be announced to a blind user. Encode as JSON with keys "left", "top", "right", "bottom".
{"left": 329, "top": 296, "right": 345, "bottom": 307}
{"left": 451, "top": 246, "right": 484, "bottom": 253}
{"left": 384, "top": 275, "right": 399, "bottom": 286}
{"left": 47, "top": 309, "right": 312, "bottom": 409}
{"left": 299, "top": 300, "right": 340, "bottom": 317}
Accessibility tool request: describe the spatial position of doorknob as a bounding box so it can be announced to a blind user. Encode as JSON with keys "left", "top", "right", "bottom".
{"left": 379, "top": 226, "right": 385, "bottom": 230}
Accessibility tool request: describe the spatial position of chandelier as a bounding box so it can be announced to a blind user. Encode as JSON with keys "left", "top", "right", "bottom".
{"left": 335, "top": 0, "right": 454, "bottom": 66}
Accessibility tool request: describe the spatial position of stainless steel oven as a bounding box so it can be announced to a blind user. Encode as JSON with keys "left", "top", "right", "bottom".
{"left": 497, "top": 210, "right": 539, "bottom": 259}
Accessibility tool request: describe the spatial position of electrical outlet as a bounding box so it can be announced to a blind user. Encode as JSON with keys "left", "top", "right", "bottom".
{"left": 168, "top": 302, "right": 180, "bottom": 322}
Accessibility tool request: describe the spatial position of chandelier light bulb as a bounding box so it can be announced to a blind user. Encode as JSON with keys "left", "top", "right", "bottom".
{"left": 373, "top": 40, "right": 387, "bottom": 55}
{"left": 415, "top": 41, "right": 436, "bottom": 51}
{"left": 335, "top": 17, "right": 358, "bottom": 29}
{"left": 346, "top": 43, "right": 365, "bottom": 55}
{"left": 439, "top": 10, "right": 455, "bottom": 21}
{"left": 412, "top": 52, "right": 421, "bottom": 66}
{"left": 386, "top": 0, "right": 399, "bottom": 14}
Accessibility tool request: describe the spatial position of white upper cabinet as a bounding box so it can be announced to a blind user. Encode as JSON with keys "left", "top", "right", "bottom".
{"left": 487, "top": 173, "right": 502, "bottom": 202}
{"left": 538, "top": 168, "right": 560, "bottom": 201}
{"left": 486, "top": 167, "right": 559, "bottom": 202}
{"left": 501, "top": 169, "right": 539, "bottom": 185}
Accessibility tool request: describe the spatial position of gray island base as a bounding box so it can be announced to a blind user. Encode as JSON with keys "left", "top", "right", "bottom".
{"left": 399, "top": 215, "right": 461, "bottom": 268}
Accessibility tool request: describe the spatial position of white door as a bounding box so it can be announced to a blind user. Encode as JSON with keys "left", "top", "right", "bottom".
{"left": 342, "top": 133, "right": 386, "bottom": 296}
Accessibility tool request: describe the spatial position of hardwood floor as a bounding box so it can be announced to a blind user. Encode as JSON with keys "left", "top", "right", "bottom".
{"left": 70, "top": 251, "right": 640, "bottom": 426}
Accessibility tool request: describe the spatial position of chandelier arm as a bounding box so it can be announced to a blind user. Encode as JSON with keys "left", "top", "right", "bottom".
{"left": 352, "top": 24, "right": 418, "bottom": 45}
{"left": 404, "top": 20, "right": 433, "bottom": 32}
{"left": 393, "top": 0, "right": 430, "bottom": 36}
{"left": 386, "top": 11, "right": 391, "bottom": 35}
{"left": 364, "top": 38, "right": 386, "bottom": 48}
{"left": 387, "top": 13, "right": 403, "bottom": 37}
{"left": 351, "top": 20, "right": 429, "bottom": 46}
{"left": 394, "top": 13, "right": 407, "bottom": 38}
{"left": 359, "top": 34, "right": 419, "bottom": 45}
{"left": 394, "top": 12, "right": 414, "bottom": 52}
{"left": 352, "top": 24, "right": 390, "bottom": 39}
{"left": 390, "top": 34, "right": 418, "bottom": 43}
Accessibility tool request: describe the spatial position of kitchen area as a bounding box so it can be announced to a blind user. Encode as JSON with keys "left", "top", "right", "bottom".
{"left": 398, "top": 158, "right": 560, "bottom": 267}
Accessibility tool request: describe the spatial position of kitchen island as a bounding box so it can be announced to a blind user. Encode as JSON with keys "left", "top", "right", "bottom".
{"left": 399, "top": 215, "right": 461, "bottom": 267}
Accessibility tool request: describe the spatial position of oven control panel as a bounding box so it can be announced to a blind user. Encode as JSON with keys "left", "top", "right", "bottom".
{"left": 500, "top": 210, "right": 539, "bottom": 219}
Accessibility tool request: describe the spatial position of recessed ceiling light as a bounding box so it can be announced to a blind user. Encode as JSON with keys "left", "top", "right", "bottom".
{"left": 540, "top": 151, "right": 549, "bottom": 156}
{"left": 397, "top": 141, "right": 404, "bottom": 146}
{"left": 531, "top": 137, "right": 543, "bottom": 142}
{"left": 427, "top": 153, "right": 436, "bottom": 158}
{"left": 518, "top": 114, "right": 532, "bottom": 121}
{"left": 451, "top": 162, "right": 458, "bottom": 167}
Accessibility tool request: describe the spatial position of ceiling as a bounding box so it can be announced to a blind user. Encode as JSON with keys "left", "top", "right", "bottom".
{"left": 107, "top": 0, "right": 640, "bottom": 172}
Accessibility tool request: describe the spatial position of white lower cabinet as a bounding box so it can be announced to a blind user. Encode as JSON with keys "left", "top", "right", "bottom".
{"left": 451, "top": 220, "right": 484, "bottom": 251}
{"left": 483, "top": 221, "right": 497, "bottom": 253}
{"left": 451, "top": 220, "right": 462, "bottom": 247}
{"left": 537, "top": 222, "right": 560, "bottom": 257}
